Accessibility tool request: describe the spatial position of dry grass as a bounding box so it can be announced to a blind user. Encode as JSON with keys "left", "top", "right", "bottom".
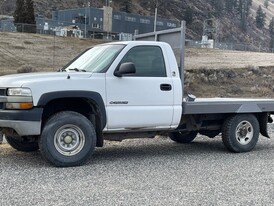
{"left": 1, "top": 32, "right": 274, "bottom": 98}
{"left": 0, "top": 32, "right": 106, "bottom": 75}
{"left": 185, "top": 66, "right": 274, "bottom": 98}
{"left": 185, "top": 48, "right": 274, "bottom": 70}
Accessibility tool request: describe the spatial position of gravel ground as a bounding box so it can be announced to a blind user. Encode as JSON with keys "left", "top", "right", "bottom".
{"left": 1, "top": 133, "right": 274, "bottom": 206}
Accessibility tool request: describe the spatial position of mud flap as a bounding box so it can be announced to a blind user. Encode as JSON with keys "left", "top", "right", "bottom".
{"left": 258, "top": 113, "right": 273, "bottom": 138}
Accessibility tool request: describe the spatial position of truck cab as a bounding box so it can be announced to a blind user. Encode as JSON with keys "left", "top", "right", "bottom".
{"left": 103, "top": 41, "right": 182, "bottom": 131}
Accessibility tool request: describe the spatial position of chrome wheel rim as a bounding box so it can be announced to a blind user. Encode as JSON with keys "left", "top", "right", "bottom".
{"left": 235, "top": 121, "right": 253, "bottom": 145}
{"left": 54, "top": 124, "right": 85, "bottom": 156}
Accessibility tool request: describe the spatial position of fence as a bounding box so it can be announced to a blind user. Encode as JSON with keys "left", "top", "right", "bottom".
{"left": 186, "top": 39, "right": 274, "bottom": 53}
{"left": 0, "top": 22, "right": 119, "bottom": 40}
{"left": 1, "top": 22, "right": 274, "bottom": 53}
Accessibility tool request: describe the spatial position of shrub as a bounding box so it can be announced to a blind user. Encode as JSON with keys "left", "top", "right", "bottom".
{"left": 17, "top": 65, "right": 36, "bottom": 73}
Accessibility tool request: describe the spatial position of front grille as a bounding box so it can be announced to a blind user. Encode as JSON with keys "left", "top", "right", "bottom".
{"left": 0, "top": 89, "right": 6, "bottom": 96}
{"left": 0, "top": 103, "right": 3, "bottom": 109}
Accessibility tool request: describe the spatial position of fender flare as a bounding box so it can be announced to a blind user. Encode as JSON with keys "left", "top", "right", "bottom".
{"left": 37, "top": 91, "right": 106, "bottom": 130}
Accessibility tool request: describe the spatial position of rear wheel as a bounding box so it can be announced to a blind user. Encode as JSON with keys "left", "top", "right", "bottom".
{"left": 5, "top": 136, "right": 39, "bottom": 152}
{"left": 39, "top": 111, "right": 96, "bottom": 167}
{"left": 222, "top": 114, "right": 259, "bottom": 153}
{"left": 169, "top": 131, "right": 198, "bottom": 144}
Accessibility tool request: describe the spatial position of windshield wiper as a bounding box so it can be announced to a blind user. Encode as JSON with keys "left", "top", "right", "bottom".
{"left": 68, "top": 68, "right": 87, "bottom": 72}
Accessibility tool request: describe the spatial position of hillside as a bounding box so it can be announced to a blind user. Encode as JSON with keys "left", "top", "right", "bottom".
{"left": 1, "top": 0, "right": 274, "bottom": 48}
{"left": 1, "top": 32, "right": 274, "bottom": 98}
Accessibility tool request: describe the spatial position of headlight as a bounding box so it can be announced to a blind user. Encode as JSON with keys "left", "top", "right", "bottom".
{"left": 7, "top": 88, "right": 32, "bottom": 96}
{"left": 6, "top": 88, "right": 33, "bottom": 109}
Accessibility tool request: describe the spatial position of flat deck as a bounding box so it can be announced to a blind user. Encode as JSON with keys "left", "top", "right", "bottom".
{"left": 183, "top": 98, "right": 274, "bottom": 115}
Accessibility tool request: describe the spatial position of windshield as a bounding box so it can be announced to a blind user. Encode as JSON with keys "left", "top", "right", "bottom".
{"left": 64, "top": 44, "right": 125, "bottom": 73}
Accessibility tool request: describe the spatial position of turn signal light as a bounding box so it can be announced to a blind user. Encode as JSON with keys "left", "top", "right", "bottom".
{"left": 5, "top": 102, "right": 33, "bottom": 110}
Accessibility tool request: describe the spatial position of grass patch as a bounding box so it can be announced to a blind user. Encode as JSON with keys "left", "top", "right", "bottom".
{"left": 23, "top": 41, "right": 33, "bottom": 45}
{"left": 12, "top": 45, "right": 26, "bottom": 50}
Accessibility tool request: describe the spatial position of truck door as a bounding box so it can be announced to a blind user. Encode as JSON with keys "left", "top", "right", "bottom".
{"left": 106, "top": 45, "right": 174, "bottom": 130}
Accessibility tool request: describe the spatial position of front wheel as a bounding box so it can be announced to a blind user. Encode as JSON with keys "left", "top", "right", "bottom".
{"left": 222, "top": 114, "right": 259, "bottom": 153}
{"left": 5, "top": 135, "right": 39, "bottom": 152}
{"left": 39, "top": 111, "right": 96, "bottom": 167}
{"left": 169, "top": 131, "right": 198, "bottom": 144}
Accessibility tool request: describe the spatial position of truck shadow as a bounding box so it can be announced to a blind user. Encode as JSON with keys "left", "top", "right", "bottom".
{"left": 90, "top": 137, "right": 228, "bottom": 164}
{"left": 90, "top": 136, "right": 271, "bottom": 165}
{"left": 1, "top": 136, "right": 269, "bottom": 167}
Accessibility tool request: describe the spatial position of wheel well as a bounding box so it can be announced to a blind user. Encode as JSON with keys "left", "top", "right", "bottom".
{"left": 41, "top": 98, "right": 104, "bottom": 147}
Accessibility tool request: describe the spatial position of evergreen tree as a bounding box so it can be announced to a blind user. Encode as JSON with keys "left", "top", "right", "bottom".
{"left": 269, "top": 17, "right": 274, "bottom": 49}
{"left": 211, "top": 0, "right": 224, "bottom": 16}
{"left": 224, "top": 0, "right": 234, "bottom": 12}
{"left": 184, "top": 7, "right": 193, "bottom": 26}
{"left": 119, "top": 0, "right": 132, "bottom": 13}
{"left": 25, "top": 0, "right": 35, "bottom": 24}
{"left": 14, "top": 0, "right": 25, "bottom": 23}
{"left": 264, "top": 0, "right": 269, "bottom": 8}
{"left": 256, "top": 5, "right": 266, "bottom": 29}
{"left": 227, "top": 0, "right": 252, "bottom": 31}
{"left": 14, "top": 0, "right": 36, "bottom": 32}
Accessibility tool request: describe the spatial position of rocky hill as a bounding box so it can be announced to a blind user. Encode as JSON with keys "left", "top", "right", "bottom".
{"left": 0, "top": 0, "right": 274, "bottom": 48}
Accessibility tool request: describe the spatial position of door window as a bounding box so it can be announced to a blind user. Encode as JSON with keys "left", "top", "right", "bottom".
{"left": 120, "top": 46, "right": 166, "bottom": 77}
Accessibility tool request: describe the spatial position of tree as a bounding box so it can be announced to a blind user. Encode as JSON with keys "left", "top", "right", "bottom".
{"left": 269, "top": 17, "right": 274, "bottom": 49}
{"left": 256, "top": 5, "right": 266, "bottom": 29}
{"left": 184, "top": 7, "right": 193, "bottom": 25}
{"left": 224, "top": 0, "right": 235, "bottom": 12}
{"left": 211, "top": 0, "right": 224, "bottom": 16}
{"left": 119, "top": 0, "right": 132, "bottom": 13}
{"left": 14, "top": 0, "right": 25, "bottom": 24}
{"left": 25, "top": 0, "right": 35, "bottom": 24}
{"left": 227, "top": 0, "right": 253, "bottom": 31}
{"left": 14, "top": 0, "right": 36, "bottom": 32}
{"left": 264, "top": 0, "right": 269, "bottom": 8}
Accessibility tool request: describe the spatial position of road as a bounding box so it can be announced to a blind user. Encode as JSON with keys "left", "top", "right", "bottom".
{"left": 1, "top": 135, "right": 274, "bottom": 206}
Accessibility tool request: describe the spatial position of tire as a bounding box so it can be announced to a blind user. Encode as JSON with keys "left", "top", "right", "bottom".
{"left": 169, "top": 131, "right": 198, "bottom": 143}
{"left": 222, "top": 114, "right": 259, "bottom": 153}
{"left": 5, "top": 135, "right": 39, "bottom": 152}
{"left": 39, "top": 111, "right": 96, "bottom": 167}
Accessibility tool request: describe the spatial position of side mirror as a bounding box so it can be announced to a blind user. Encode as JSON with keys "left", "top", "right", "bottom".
{"left": 114, "top": 62, "right": 136, "bottom": 77}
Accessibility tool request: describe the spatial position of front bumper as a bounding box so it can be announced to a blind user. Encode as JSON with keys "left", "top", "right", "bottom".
{"left": 0, "top": 108, "right": 43, "bottom": 136}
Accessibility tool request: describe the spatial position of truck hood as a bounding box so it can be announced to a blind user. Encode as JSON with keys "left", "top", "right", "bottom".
{"left": 0, "top": 72, "right": 92, "bottom": 87}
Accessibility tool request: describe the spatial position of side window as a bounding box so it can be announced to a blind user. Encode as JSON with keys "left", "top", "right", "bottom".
{"left": 120, "top": 46, "right": 166, "bottom": 77}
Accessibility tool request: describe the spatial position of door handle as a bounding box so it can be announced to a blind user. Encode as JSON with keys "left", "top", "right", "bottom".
{"left": 160, "top": 84, "right": 172, "bottom": 91}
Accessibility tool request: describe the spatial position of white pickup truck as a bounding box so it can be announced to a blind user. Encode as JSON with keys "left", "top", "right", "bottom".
{"left": 0, "top": 41, "right": 274, "bottom": 167}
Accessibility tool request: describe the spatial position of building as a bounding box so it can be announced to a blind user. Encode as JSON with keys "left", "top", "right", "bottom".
{"left": 48, "top": 6, "right": 179, "bottom": 39}
{"left": 1, "top": 6, "right": 179, "bottom": 39}
{"left": 0, "top": 17, "right": 16, "bottom": 32}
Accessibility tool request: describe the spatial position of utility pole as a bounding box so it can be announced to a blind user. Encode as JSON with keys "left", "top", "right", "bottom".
{"left": 84, "top": 2, "right": 90, "bottom": 39}
{"left": 83, "top": 3, "right": 87, "bottom": 38}
{"left": 154, "top": 0, "right": 159, "bottom": 41}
